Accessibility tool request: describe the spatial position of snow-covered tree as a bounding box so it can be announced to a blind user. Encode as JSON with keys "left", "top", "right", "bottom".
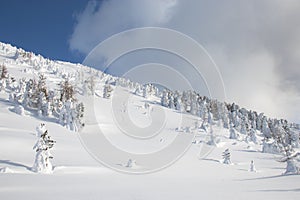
{"left": 14, "top": 104, "right": 25, "bottom": 115}
{"left": 75, "top": 102, "right": 85, "bottom": 130}
{"left": 229, "top": 123, "right": 238, "bottom": 139}
{"left": 262, "top": 138, "right": 280, "bottom": 154}
{"left": 200, "top": 120, "right": 209, "bottom": 132}
{"left": 168, "top": 94, "right": 175, "bottom": 109}
{"left": 126, "top": 159, "right": 137, "bottom": 168}
{"left": 22, "top": 79, "right": 35, "bottom": 108}
{"left": 59, "top": 100, "right": 84, "bottom": 131}
{"left": 207, "top": 125, "right": 218, "bottom": 146}
{"left": 207, "top": 111, "right": 213, "bottom": 125}
{"left": 240, "top": 118, "right": 248, "bottom": 135}
{"left": 173, "top": 91, "right": 184, "bottom": 112}
{"left": 59, "top": 79, "right": 75, "bottom": 102}
{"left": 249, "top": 160, "right": 257, "bottom": 172}
{"left": 161, "top": 89, "right": 170, "bottom": 107}
{"left": 246, "top": 128, "right": 258, "bottom": 144}
{"left": 198, "top": 99, "right": 207, "bottom": 119}
{"left": 0, "top": 64, "right": 8, "bottom": 80}
{"left": 59, "top": 100, "right": 73, "bottom": 130}
{"left": 32, "top": 123, "right": 55, "bottom": 173}
{"left": 262, "top": 117, "right": 272, "bottom": 138}
{"left": 134, "top": 85, "right": 143, "bottom": 96}
{"left": 0, "top": 64, "right": 8, "bottom": 91}
{"left": 103, "top": 83, "right": 113, "bottom": 99}
{"left": 83, "top": 76, "right": 95, "bottom": 96}
{"left": 143, "top": 84, "right": 150, "bottom": 99}
{"left": 279, "top": 152, "right": 299, "bottom": 175}
{"left": 222, "top": 149, "right": 231, "bottom": 164}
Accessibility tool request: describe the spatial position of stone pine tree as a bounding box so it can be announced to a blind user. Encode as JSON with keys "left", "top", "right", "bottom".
{"left": 229, "top": 123, "right": 238, "bottom": 139}
{"left": 32, "top": 123, "right": 56, "bottom": 173}
{"left": 274, "top": 121, "right": 299, "bottom": 174}
{"left": 222, "top": 149, "right": 231, "bottom": 164}
{"left": 0, "top": 64, "right": 8, "bottom": 91}
{"left": 58, "top": 79, "right": 85, "bottom": 131}
{"left": 59, "top": 79, "right": 75, "bottom": 102}
{"left": 279, "top": 151, "right": 299, "bottom": 175}
{"left": 207, "top": 125, "right": 218, "bottom": 146}
{"left": 0, "top": 64, "right": 8, "bottom": 80}
{"left": 103, "top": 83, "right": 113, "bottom": 99}
{"left": 75, "top": 102, "right": 85, "bottom": 130}
{"left": 249, "top": 160, "right": 257, "bottom": 172}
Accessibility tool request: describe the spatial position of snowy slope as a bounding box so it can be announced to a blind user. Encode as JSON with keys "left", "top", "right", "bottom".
{"left": 0, "top": 42, "right": 299, "bottom": 200}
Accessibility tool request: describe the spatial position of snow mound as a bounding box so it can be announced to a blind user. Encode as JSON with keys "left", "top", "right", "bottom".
{"left": 0, "top": 167, "right": 14, "bottom": 173}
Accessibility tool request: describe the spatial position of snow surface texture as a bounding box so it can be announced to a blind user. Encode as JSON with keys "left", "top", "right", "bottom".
{"left": 0, "top": 42, "right": 299, "bottom": 200}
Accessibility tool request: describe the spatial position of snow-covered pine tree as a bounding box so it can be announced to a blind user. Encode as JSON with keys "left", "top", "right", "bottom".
{"left": 143, "top": 84, "right": 150, "bottom": 99}
{"left": 207, "top": 125, "right": 218, "bottom": 146}
{"left": 262, "top": 117, "right": 272, "bottom": 138}
{"left": 59, "top": 100, "right": 73, "bottom": 130}
{"left": 14, "top": 104, "right": 25, "bottom": 115}
{"left": 198, "top": 99, "right": 206, "bottom": 119}
{"left": 190, "top": 93, "right": 199, "bottom": 115}
{"left": 246, "top": 128, "right": 258, "bottom": 144}
{"left": 32, "top": 123, "right": 55, "bottom": 173}
{"left": 59, "top": 79, "right": 75, "bottom": 102}
{"left": 200, "top": 119, "right": 209, "bottom": 132}
{"left": 275, "top": 120, "right": 300, "bottom": 174}
{"left": 249, "top": 160, "right": 257, "bottom": 172}
{"left": 240, "top": 118, "right": 248, "bottom": 135}
{"left": 103, "top": 83, "right": 113, "bottom": 99}
{"left": 222, "top": 149, "right": 231, "bottom": 164}
{"left": 161, "top": 89, "right": 170, "bottom": 107}
{"left": 279, "top": 151, "right": 299, "bottom": 175}
{"left": 35, "top": 74, "right": 49, "bottom": 116}
{"left": 126, "top": 159, "right": 137, "bottom": 168}
{"left": 174, "top": 91, "right": 184, "bottom": 112}
{"left": 75, "top": 102, "right": 85, "bottom": 130}
{"left": 207, "top": 111, "right": 213, "bottom": 125}
{"left": 229, "top": 123, "right": 238, "bottom": 139}
{"left": 22, "top": 79, "right": 34, "bottom": 108}
{"left": 83, "top": 76, "right": 95, "bottom": 96}
{"left": 0, "top": 64, "right": 8, "bottom": 80}
{"left": 0, "top": 64, "right": 8, "bottom": 91}
{"left": 134, "top": 85, "right": 143, "bottom": 96}
{"left": 220, "top": 103, "right": 230, "bottom": 129}
{"left": 168, "top": 96, "right": 175, "bottom": 110}
{"left": 262, "top": 137, "right": 280, "bottom": 154}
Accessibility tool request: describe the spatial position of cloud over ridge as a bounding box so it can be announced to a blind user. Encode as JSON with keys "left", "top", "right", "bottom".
{"left": 69, "top": 0, "right": 300, "bottom": 123}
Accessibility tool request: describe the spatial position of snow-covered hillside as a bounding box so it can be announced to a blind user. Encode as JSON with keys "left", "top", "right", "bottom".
{"left": 0, "top": 41, "right": 299, "bottom": 200}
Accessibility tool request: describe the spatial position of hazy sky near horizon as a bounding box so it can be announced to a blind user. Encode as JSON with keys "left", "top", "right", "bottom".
{"left": 1, "top": 0, "right": 299, "bottom": 122}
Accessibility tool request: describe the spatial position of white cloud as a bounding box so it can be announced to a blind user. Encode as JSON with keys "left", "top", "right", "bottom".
{"left": 69, "top": 0, "right": 178, "bottom": 54}
{"left": 69, "top": 0, "right": 300, "bottom": 123}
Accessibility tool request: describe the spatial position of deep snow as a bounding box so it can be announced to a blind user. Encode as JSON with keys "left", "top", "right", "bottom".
{"left": 0, "top": 42, "right": 299, "bottom": 200}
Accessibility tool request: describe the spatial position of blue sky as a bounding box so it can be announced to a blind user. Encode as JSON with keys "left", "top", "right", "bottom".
{"left": 0, "top": 0, "right": 91, "bottom": 63}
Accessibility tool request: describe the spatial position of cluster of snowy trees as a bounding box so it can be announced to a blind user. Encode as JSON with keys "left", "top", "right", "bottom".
{"left": 7, "top": 73, "right": 84, "bottom": 131}
{"left": 160, "top": 89, "right": 299, "bottom": 173}
{"left": 0, "top": 64, "right": 16, "bottom": 93}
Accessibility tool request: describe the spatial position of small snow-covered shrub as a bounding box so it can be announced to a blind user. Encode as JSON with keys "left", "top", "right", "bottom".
{"left": 126, "top": 159, "right": 137, "bottom": 168}
{"left": 222, "top": 149, "right": 231, "bottom": 164}
{"left": 249, "top": 160, "right": 257, "bottom": 172}
{"left": 14, "top": 104, "right": 25, "bottom": 115}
